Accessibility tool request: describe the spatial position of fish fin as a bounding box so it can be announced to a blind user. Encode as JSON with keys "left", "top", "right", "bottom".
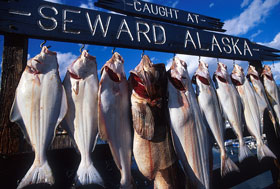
{"left": 17, "top": 162, "right": 54, "bottom": 189}
{"left": 257, "top": 143, "right": 276, "bottom": 161}
{"left": 75, "top": 161, "right": 104, "bottom": 187}
{"left": 221, "top": 155, "right": 239, "bottom": 177}
{"left": 55, "top": 86, "right": 68, "bottom": 128}
{"left": 131, "top": 101, "right": 154, "bottom": 140}
{"left": 10, "top": 94, "right": 30, "bottom": 143}
{"left": 238, "top": 143, "right": 252, "bottom": 162}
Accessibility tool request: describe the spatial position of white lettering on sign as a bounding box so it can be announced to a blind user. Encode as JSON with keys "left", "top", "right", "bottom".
{"left": 196, "top": 32, "right": 209, "bottom": 51}
{"left": 184, "top": 30, "right": 197, "bottom": 49}
{"left": 136, "top": 21, "right": 151, "bottom": 43}
{"left": 187, "top": 13, "right": 200, "bottom": 24}
{"left": 244, "top": 40, "right": 253, "bottom": 56}
{"left": 38, "top": 5, "right": 58, "bottom": 31}
{"left": 153, "top": 24, "right": 166, "bottom": 45}
{"left": 86, "top": 13, "right": 111, "bottom": 38}
{"left": 231, "top": 38, "right": 242, "bottom": 55}
{"left": 222, "top": 37, "right": 232, "bottom": 54}
{"left": 63, "top": 9, "right": 81, "bottom": 34}
{"left": 117, "top": 19, "right": 134, "bottom": 41}
{"left": 212, "top": 35, "right": 222, "bottom": 53}
{"left": 133, "top": 1, "right": 179, "bottom": 20}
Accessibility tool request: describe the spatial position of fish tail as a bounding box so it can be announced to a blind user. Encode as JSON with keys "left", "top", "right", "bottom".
{"left": 75, "top": 161, "right": 104, "bottom": 187}
{"left": 238, "top": 143, "right": 252, "bottom": 162}
{"left": 221, "top": 155, "right": 239, "bottom": 177}
{"left": 257, "top": 143, "right": 276, "bottom": 161}
{"left": 17, "top": 161, "right": 54, "bottom": 189}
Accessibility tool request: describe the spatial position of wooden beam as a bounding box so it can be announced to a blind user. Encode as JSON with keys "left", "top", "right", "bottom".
{"left": 0, "top": 34, "right": 29, "bottom": 154}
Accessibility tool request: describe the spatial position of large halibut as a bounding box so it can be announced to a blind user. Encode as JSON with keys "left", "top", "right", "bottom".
{"left": 62, "top": 50, "right": 103, "bottom": 186}
{"left": 10, "top": 46, "right": 67, "bottom": 189}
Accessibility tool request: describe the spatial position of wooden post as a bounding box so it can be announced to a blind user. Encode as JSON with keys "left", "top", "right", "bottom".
{"left": 0, "top": 34, "right": 28, "bottom": 155}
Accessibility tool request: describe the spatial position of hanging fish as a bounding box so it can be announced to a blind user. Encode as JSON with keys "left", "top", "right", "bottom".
{"left": 98, "top": 52, "right": 133, "bottom": 188}
{"left": 167, "top": 57, "right": 210, "bottom": 188}
{"left": 213, "top": 62, "right": 251, "bottom": 162}
{"left": 193, "top": 61, "right": 239, "bottom": 177}
{"left": 61, "top": 50, "right": 103, "bottom": 186}
{"left": 247, "top": 65, "right": 278, "bottom": 137}
{"left": 262, "top": 65, "right": 280, "bottom": 131}
{"left": 10, "top": 46, "right": 68, "bottom": 189}
{"left": 130, "top": 55, "right": 178, "bottom": 188}
{"left": 231, "top": 64, "right": 276, "bottom": 161}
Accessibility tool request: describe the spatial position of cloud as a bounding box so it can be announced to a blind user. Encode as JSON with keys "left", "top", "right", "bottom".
{"left": 80, "top": 0, "right": 98, "bottom": 10}
{"left": 250, "top": 29, "right": 263, "bottom": 40}
{"left": 241, "top": 0, "right": 251, "bottom": 8}
{"left": 44, "top": 0, "right": 62, "bottom": 4}
{"left": 224, "top": 0, "right": 280, "bottom": 35}
{"left": 261, "top": 32, "right": 280, "bottom": 49}
{"left": 268, "top": 62, "right": 280, "bottom": 82}
{"left": 171, "top": 1, "right": 179, "bottom": 8}
{"left": 209, "top": 3, "right": 214, "bottom": 8}
{"left": 57, "top": 52, "right": 78, "bottom": 80}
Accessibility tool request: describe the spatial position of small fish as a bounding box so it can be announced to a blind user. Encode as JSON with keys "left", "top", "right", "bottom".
{"left": 193, "top": 61, "right": 239, "bottom": 177}
{"left": 247, "top": 65, "right": 278, "bottom": 137}
{"left": 10, "top": 46, "right": 68, "bottom": 189}
{"left": 98, "top": 52, "right": 133, "bottom": 188}
{"left": 167, "top": 57, "right": 210, "bottom": 188}
{"left": 62, "top": 50, "right": 103, "bottom": 186}
{"left": 130, "top": 55, "right": 177, "bottom": 188}
{"left": 213, "top": 62, "right": 251, "bottom": 162}
{"left": 262, "top": 65, "right": 280, "bottom": 133}
{"left": 231, "top": 64, "right": 276, "bottom": 161}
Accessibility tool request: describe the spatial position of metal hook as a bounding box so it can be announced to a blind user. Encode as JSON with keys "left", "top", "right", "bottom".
{"left": 112, "top": 47, "right": 116, "bottom": 54}
{"left": 141, "top": 50, "right": 145, "bottom": 58}
{"left": 40, "top": 40, "right": 46, "bottom": 48}
{"left": 217, "top": 58, "right": 219, "bottom": 63}
{"left": 173, "top": 53, "right": 176, "bottom": 60}
{"left": 40, "top": 40, "right": 51, "bottom": 49}
{"left": 80, "top": 44, "right": 85, "bottom": 53}
{"left": 233, "top": 59, "right": 236, "bottom": 66}
{"left": 198, "top": 56, "right": 201, "bottom": 63}
{"left": 273, "top": 60, "right": 275, "bottom": 68}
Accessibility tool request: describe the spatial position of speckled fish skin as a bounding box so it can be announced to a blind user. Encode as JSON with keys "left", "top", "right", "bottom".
{"left": 62, "top": 50, "right": 103, "bottom": 186}
{"left": 247, "top": 65, "right": 278, "bottom": 137}
{"left": 130, "top": 55, "right": 176, "bottom": 188}
{"left": 213, "top": 62, "right": 251, "bottom": 162}
{"left": 10, "top": 46, "right": 67, "bottom": 189}
{"left": 168, "top": 57, "right": 210, "bottom": 188}
{"left": 193, "top": 61, "right": 239, "bottom": 177}
{"left": 98, "top": 52, "right": 133, "bottom": 188}
{"left": 262, "top": 65, "right": 280, "bottom": 132}
{"left": 231, "top": 64, "right": 276, "bottom": 161}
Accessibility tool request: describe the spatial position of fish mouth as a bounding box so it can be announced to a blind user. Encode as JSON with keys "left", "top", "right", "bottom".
{"left": 231, "top": 73, "right": 243, "bottom": 86}
{"left": 104, "top": 66, "right": 121, "bottom": 82}
{"left": 168, "top": 71, "right": 186, "bottom": 91}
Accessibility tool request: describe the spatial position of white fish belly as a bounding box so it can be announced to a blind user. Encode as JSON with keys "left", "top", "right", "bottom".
{"left": 16, "top": 71, "right": 63, "bottom": 161}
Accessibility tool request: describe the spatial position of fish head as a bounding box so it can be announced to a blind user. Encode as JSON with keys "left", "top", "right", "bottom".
{"left": 27, "top": 46, "right": 57, "bottom": 74}
{"left": 101, "top": 52, "right": 125, "bottom": 82}
{"left": 194, "top": 61, "right": 210, "bottom": 84}
{"left": 214, "top": 62, "right": 229, "bottom": 83}
{"left": 130, "top": 55, "right": 167, "bottom": 99}
{"left": 169, "top": 57, "right": 189, "bottom": 90}
{"left": 247, "top": 65, "right": 260, "bottom": 81}
{"left": 261, "top": 65, "right": 274, "bottom": 81}
{"left": 231, "top": 64, "right": 245, "bottom": 86}
{"left": 68, "top": 50, "right": 97, "bottom": 79}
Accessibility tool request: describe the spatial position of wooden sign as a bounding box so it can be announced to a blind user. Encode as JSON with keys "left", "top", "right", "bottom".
{"left": 0, "top": 0, "right": 279, "bottom": 61}
{"left": 95, "top": 0, "right": 226, "bottom": 32}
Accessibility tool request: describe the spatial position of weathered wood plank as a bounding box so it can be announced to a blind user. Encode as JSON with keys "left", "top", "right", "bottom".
{"left": 0, "top": 34, "right": 28, "bottom": 154}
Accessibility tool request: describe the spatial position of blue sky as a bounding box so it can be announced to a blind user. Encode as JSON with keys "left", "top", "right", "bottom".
{"left": 0, "top": 0, "right": 280, "bottom": 82}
